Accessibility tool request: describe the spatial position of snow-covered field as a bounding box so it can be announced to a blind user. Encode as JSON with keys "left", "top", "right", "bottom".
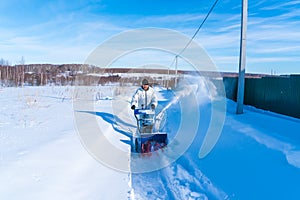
{"left": 1, "top": 81, "right": 300, "bottom": 200}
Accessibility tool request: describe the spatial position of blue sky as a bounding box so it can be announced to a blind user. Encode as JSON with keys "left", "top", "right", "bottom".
{"left": 0, "top": 0, "right": 299, "bottom": 74}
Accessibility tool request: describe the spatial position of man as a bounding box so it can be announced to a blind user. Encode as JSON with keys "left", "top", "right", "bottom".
{"left": 131, "top": 79, "right": 157, "bottom": 110}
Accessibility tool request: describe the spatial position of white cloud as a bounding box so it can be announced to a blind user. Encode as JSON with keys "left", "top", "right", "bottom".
{"left": 260, "top": 1, "right": 300, "bottom": 11}
{"left": 248, "top": 56, "right": 299, "bottom": 63}
{"left": 250, "top": 45, "right": 300, "bottom": 54}
{"left": 134, "top": 14, "right": 206, "bottom": 25}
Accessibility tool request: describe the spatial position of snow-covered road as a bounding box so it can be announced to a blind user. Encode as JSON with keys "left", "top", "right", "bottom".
{"left": 1, "top": 86, "right": 300, "bottom": 200}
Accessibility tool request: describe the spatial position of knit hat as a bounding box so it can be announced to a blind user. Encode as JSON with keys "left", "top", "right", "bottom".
{"left": 142, "top": 79, "right": 149, "bottom": 85}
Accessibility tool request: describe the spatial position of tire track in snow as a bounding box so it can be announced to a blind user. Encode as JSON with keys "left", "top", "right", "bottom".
{"left": 160, "top": 155, "right": 229, "bottom": 200}
{"left": 130, "top": 154, "right": 229, "bottom": 200}
{"left": 130, "top": 169, "right": 169, "bottom": 199}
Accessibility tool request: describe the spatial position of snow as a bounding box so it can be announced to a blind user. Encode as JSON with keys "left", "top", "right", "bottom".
{"left": 1, "top": 79, "right": 300, "bottom": 200}
{"left": 0, "top": 87, "right": 129, "bottom": 200}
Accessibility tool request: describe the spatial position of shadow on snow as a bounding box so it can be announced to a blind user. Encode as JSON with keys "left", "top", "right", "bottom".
{"left": 76, "top": 110, "right": 135, "bottom": 147}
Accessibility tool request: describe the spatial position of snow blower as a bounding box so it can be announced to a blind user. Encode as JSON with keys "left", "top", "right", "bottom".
{"left": 133, "top": 108, "right": 167, "bottom": 153}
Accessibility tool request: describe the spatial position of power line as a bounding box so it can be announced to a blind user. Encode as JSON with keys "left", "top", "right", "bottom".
{"left": 170, "top": 0, "right": 219, "bottom": 68}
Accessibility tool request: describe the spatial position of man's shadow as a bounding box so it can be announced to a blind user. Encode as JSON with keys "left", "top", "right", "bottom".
{"left": 77, "top": 110, "right": 136, "bottom": 146}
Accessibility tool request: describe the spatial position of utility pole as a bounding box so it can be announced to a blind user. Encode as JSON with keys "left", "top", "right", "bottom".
{"left": 236, "top": 0, "right": 248, "bottom": 114}
{"left": 175, "top": 55, "right": 178, "bottom": 88}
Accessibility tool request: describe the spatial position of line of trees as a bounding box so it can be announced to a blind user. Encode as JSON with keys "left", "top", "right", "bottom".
{"left": 0, "top": 63, "right": 87, "bottom": 87}
{"left": 0, "top": 57, "right": 187, "bottom": 87}
{"left": 0, "top": 63, "right": 180, "bottom": 87}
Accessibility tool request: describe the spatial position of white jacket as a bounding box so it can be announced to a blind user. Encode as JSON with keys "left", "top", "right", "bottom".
{"left": 131, "top": 86, "right": 158, "bottom": 109}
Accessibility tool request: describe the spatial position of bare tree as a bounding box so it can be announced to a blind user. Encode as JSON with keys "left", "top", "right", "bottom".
{"left": 20, "top": 56, "right": 25, "bottom": 86}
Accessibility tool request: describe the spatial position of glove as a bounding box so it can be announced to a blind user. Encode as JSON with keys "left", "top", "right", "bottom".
{"left": 151, "top": 104, "right": 155, "bottom": 109}
{"left": 131, "top": 105, "right": 136, "bottom": 110}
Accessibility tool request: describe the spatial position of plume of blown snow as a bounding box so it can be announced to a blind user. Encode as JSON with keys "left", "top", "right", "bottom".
{"left": 183, "top": 74, "right": 220, "bottom": 105}
{"left": 156, "top": 74, "right": 220, "bottom": 120}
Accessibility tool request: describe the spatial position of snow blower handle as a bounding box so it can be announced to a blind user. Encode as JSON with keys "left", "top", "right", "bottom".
{"left": 134, "top": 109, "right": 155, "bottom": 116}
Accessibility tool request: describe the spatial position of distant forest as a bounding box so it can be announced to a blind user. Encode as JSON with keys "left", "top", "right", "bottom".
{"left": 0, "top": 61, "right": 267, "bottom": 87}
{"left": 0, "top": 63, "right": 185, "bottom": 87}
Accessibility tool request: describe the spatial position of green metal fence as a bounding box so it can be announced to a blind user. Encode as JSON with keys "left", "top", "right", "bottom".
{"left": 223, "top": 75, "right": 300, "bottom": 119}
